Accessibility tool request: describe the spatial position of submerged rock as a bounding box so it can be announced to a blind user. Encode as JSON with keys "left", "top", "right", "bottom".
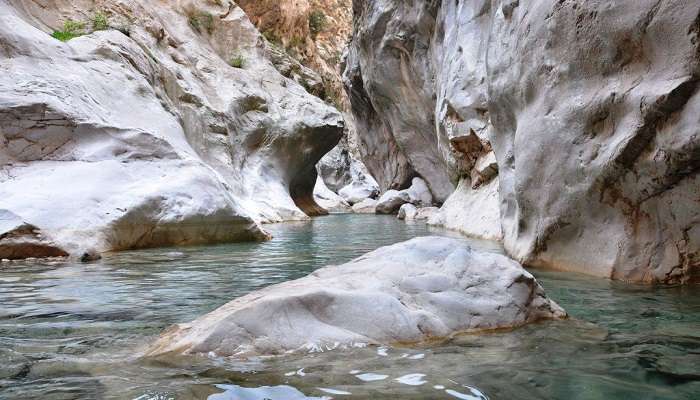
{"left": 147, "top": 237, "right": 566, "bottom": 358}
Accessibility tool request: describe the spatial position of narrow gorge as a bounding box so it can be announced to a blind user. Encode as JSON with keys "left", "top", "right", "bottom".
{"left": 0, "top": 1, "right": 698, "bottom": 399}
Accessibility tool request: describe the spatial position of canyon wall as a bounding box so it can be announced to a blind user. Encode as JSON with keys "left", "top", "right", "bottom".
{"left": 0, "top": 0, "right": 343, "bottom": 257}
{"left": 346, "top": 0, "right": 700, "bottom": 283}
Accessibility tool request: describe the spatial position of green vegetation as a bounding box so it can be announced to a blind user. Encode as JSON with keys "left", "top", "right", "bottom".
{"left": 51, "top": 20, "right": 85, "bottom": 42}
{"left": 92, "top": 12, "right": 109, "bottom": 31}
{"left": 308, "top": 10, "right": 327, "bottom": 36}
{"left": 229, "top": 54, "right": 245, "bottom": 69}
{"left": 188, "top": 11, "right": 215, "bottom": 34}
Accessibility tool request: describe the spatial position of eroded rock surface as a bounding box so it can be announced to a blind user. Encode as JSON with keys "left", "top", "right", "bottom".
{"left": 351, "top": 198, "right": 377, "bottom": 214}
{"left": 0, "top": 210, "right": 67, "bottom": 260}
{"left": 376, "top": 177, "right": 433, "bottom": 214}
{"left": 0, "top": 0, "right": 344, "bottom": 256}
{"left": 345, "top": 0, "right": 700, "bottom": 283}
{"left": 147, "top": 237, "right": 566, "bottom": 358}
{"left": 313, "top": 176, "right": 351, "bottom": 213}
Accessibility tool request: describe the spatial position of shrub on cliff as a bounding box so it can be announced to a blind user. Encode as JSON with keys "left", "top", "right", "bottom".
{"left": 308, "top": 10, "right": 327, "bottom": 36}
{"left": 51, "top": 20, "right": 85, "bottom": 42}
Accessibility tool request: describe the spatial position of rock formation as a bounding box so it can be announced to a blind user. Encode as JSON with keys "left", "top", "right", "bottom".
{"left": 376, "top": 177, "right": 433, "bottom": 214}
{"left": 0, "top": 0, "right": 344, "bottom": 257}
{"left": 313, "top": 176, "right": 351, "bottom": 213}
{"left": 0, "top": 210, "right": 68, "bottom": 260}
{"left": 351, "top": 198, "right": 377, "bottom": 214}
{"left": 147, "top": 237, "right": 566, "bottom": 358}
{"left": 345, "top": 0, "right": 700, "bottom": 283}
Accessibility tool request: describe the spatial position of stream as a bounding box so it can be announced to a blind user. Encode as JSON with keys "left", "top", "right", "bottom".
{"left": 1, "top": 214, "right": 699, "bottom": 399}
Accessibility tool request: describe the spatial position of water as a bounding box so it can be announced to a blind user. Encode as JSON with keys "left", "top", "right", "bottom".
{"left": 1, "top": 214, "right": 698, "bottom": 399}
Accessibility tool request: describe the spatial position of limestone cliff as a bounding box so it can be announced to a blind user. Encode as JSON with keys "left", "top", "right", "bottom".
{"left": 0, "top": 0, "right": 344, "bottom": 257}
{"left": 345, "top": 0, "right": 700, "bottom": 283}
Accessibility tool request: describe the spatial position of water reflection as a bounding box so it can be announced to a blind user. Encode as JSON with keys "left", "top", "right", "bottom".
{"left": 0, "top": 215, "right": 699, "bottom": 399}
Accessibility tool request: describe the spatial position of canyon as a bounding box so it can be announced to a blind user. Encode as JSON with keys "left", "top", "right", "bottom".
{"left": 1, "top": 1, "right": 699, "bottom": 399}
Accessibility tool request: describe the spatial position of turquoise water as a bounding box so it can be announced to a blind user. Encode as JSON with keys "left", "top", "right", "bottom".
{"left": 0, "top": 214, "right": 698, "bottom": 399}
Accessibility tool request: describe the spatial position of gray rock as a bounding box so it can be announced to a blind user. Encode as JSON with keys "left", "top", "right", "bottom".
{"left": 147, "top": 237, "right": 566, "bottom": 358}
{"left": 376, "top": 178, "right": 434, "bottom": 214}
{"left": 317, "top": 145, "right": 379, "bottom": 195}
{"left": 345, "top": 0, "right": 700, "bottom": 283}
{"left": 351, "top": 198, "right": 378, "bottom": 214}
{"left": 414, "top": 207, "right": 440, "bottom": 221}
{"left": 403, "top": 177, "right": 434, "bottom": 207}
{"left": 313, "top": 176, "right": 351, "bottom": 213}
{"left": 428, "top": 178, "right": 502, "bottom": 241}
{"left": 397, "top": 203, "right": 418, "bottom": 220}
{"left": 375, "top": 190, "right": 411, "bottom": 215}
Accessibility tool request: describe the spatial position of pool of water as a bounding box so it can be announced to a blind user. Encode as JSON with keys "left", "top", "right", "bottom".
{"left": 0, "top": 214, "right": 698, "bottom": 399}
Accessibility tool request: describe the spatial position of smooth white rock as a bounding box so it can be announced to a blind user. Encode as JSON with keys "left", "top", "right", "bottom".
{"left": 428, "top": 178, "right": 502, "bottom": 241}
{"left": 147, "top": 237, "right": 566, "bottom": 357}
{"left": 313, "top": 176, "right": 351, "bottom": 213}
{"left": 350, "top": 198, "right": 378, "bottom": 214}
{"left": 397, "top": 204, "right": 418, "bottom": 220}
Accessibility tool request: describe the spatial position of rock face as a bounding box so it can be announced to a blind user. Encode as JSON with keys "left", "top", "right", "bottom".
{"left": 345, "top": 0, "right": 700, "bottom": 283}
{"left": 318, "top": 144, "right": 379, "bottom": 200}
{"left": 0, "top": 210, "right": 68, "bottom": 260}
{"left": 0, "top": 0, "right": 344, "bottom": 256}
{"left": 147, "top": 237, "right": 566, "bottom": 358}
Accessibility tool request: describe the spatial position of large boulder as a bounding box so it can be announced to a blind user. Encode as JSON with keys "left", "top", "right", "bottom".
{"left": 147, "top": 237, "right": 566, "bottom": 358}
{"left": 397, "top": 203, "right": 418, "bottom": 220}
{"left": 351, "top": 198, "right": 377, "bottom": 214}
{"left": 0, "top": 0, "right": 343, "bottom": 257}
{"left": 375, "top": 189, "right": 411, "bottom": 215}
{"left": 375, "top": 177, "right": 434, "bottom": 214}
{"left": 0, "top": 210, "right": 67, "bottom": 260}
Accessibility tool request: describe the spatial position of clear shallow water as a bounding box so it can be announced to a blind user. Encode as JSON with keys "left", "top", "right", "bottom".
{"left": 0, "top": 214, "right": 698, "bottom": 399}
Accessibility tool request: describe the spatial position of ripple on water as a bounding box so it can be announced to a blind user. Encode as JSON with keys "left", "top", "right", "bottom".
{"left": 1, "top": 215, "right": 699, "bottom": 399}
